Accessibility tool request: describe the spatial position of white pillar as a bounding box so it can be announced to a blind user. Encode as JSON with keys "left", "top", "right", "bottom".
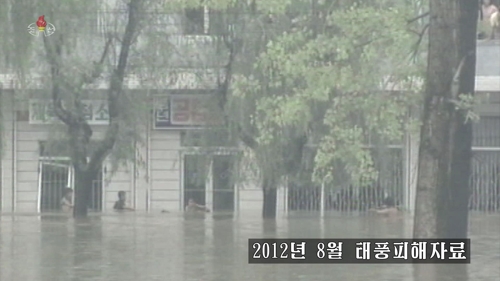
{"left": 101, "top": 166, "right": 107, "bottom": 212}
{"left": 205, "top": 159, "right": 213, "bottom": 209}
{"left": 284, "top": 183, "right": 288, "bottom": 214}
{"left": 407, "top": 130, "right": 420, "bottom": 214}
{"left": 403, "top": 131, "right": 411, "bottom": 211}
{"left": 234, "top": 179, "right": 240, "bottom": 217}
{"left": 37, "top": 161, "right": 43, "bottom": 213}
{"left": 320, "top": 182, "right": 325, "bottom": 218}
{"left": 277, "top": 178, "right": 289, "bottom": 216}
{"left": 276, "top": 185, "right": 285, "bottom": 216}
{"left": 178, "top": 151, "right": 184, "bottom": 212}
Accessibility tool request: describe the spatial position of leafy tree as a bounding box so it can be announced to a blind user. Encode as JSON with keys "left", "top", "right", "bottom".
{"left": 206, "top": 0, "right": 426, "bottom": 218}
{"left": 43, "top": 0, "right": 144, "bottom": 217}
{"left": 0, "top": 0, "right": 158, "bottom": 217}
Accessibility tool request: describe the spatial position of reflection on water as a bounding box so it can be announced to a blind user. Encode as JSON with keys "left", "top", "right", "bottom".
{"left": 0, "top": 212, "right": 499, "bottom": 281}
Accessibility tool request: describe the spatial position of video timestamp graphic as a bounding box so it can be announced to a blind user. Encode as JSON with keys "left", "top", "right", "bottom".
{"left": 248, "top": 239, "right": 471, "bottom": 264}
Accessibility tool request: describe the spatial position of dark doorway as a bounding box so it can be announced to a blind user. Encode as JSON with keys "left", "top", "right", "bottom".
{"left": 183, "top": 154, "right": 208, "bottom": 209}
{"left": 212, "top": 155, "right": 236, "bottom": 212}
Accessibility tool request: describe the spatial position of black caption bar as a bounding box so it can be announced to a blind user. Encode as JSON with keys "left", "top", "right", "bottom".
{"left": 248, "top": 239, "right": 471, "bottom": 264}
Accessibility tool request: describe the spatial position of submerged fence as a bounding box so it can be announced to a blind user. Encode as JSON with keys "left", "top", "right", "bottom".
{"left": 287, "top": 147, "right": 404, "bottom": 213}
{"left": 287, "top": 149, "right": 500, "bottom": 214}
{"left": 469, "top": 151, "right": 500, "bottom": 212}
{"left": 469, "top": 116, "right": 500, "bottom": 212}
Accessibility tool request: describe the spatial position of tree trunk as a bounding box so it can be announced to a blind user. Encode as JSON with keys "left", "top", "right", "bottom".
{"left": 413, "top": 0, "right": 477, "bottom": 239}
{"left": 262, "top": 177, "right": 278, "bottom": 219}
{"left": 439, "top": 0, "right": 477, "bottom": 239}
{"left": 73, "top": 168, "right": 93, "bottom": 218}
{"left": 42, "top": 0, "right": 141, "bottom": 218}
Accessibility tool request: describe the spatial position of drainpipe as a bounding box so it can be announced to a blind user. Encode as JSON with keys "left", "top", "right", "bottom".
{"left": 11, "top": 90, "right": 17, "bottom": 212}
{"left": 146, "top": 106, "right": 151, "bottom": 212}
{"left": 0, "top": 87, "right": 3, "bottom": 211}
{"left": 133, "top": 139, "right": 137, "bottom": 209}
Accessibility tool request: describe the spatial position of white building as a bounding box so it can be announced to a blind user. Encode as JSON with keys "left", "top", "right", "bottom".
{"left": 0, "top": 5, "right": 267, "bottom": 214}
{"left": 0, "top": 83, "right": 267, "bottom": 214}
{"left": 0, "top": 8, "right": 499, "bottom": 215}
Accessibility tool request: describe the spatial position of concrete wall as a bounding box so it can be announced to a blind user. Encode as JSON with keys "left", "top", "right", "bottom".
{"left": 476, "top": 41, "right": 500, "bottom": 76}
{"left": 1, "top": 91, "right": 14, "bottom": 212}
{"left": 149, "top": 130, "right": 182, "bottom": 211}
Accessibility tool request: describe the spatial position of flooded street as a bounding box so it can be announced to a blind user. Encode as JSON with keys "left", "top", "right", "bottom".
{"left": 0, "top": 212, "right": 499, "bottom": 281}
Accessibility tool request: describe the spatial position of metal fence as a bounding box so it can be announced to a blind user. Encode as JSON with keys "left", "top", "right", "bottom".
{"left": 470, "top": 151, "right": 500, "bottom": 212}
{"left": 288, "top": 147, "right": 404, "bottom": 213}
{"left": 470, "top": 116, "right": 500, "bottom": 213}
{"left": 285, "top": 150, "right": 500, "bottom": 214}
{"left": 285, "top": 117, "right": 500, "bottom": 214}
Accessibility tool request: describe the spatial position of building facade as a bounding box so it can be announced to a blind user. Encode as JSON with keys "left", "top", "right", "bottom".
{"left": 0, "top": 9, "right": 499, "bottom": 215}
{"left": 0, "top": 86, "right": 267, "bottom": 214}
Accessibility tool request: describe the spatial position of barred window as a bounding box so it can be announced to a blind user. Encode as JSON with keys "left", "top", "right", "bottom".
{"left": 473, "top": 116, "right": 500, "bottom": 147}
{"left": 184, "top": 6, "right": 205, "bottom": 35}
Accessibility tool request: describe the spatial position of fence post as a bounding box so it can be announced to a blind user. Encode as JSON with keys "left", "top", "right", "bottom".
{"left": 320, "top": 175, "right": 332, "bottom": 218}
{"left": 37, "top": 161, "right": 43, "bottom": 213}
{"left": 277, "top": 177, "right": 289, "bottom": 216}
{"left": 205, "top": 157, "right": 213, "bottom": 211}
{"left": 320, "top": 181, "right": 325, "bottom": 219}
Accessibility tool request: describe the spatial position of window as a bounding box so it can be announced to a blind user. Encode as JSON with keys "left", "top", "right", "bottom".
{"left": 97, "top": 1, "right": 128, "bottom": 34}
{"left": 473, "top": 116, "right": 500, "bottom": 147}
{"left": 183, "top": 6, "right": 207, "bottom": 35}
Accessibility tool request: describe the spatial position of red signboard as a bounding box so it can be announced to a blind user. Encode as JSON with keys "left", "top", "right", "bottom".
{"left": 154, "top": 94, "right": 212, "bottom": 129}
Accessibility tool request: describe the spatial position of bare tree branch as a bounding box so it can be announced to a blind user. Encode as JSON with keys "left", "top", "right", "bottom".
{"left": 216, "top": 9, "right": 258, "bottom": 150}
{"left": 450, "top": 50, "right": 475, "bottom": 101}
{"left": 71, "top": 35, "right": 113, "bottom": 143}
{"left": 81, "top": 35, "right": 113, "bottom": 85}
{"left": 88, "top": 0, "right": 141, "bottom": 172}
{"left": 43, "top": 34, "right": 77, "bottom": 126}
{"left": 411, "top": 23, "right": 429, "bottom": 60}
{"left": 407, "top": 12, "right": 430, "bottom": 24}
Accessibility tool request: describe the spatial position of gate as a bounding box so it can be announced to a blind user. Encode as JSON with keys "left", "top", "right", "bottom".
{"left": 37, "top": 158, "right": 103, "bottom": 212}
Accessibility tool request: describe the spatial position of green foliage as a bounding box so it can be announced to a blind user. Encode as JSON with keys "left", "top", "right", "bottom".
{"left": 450, "top": 93, "right": 481, "bottom": 124}
{"left": 105, "top": 91, "right": 150, "bottom": 177}
{"left": 227, "top": 0, "right": 425, "bottom": 187}
{"left": 0, "top": 0, "right": 149, "bottom": 178}
{"left": 0, "top": 0, "right": 427, "bottom": 191}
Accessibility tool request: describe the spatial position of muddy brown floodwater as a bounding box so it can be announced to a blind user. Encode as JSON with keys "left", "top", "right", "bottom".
{"left": 0, "top": 212, "right": 499, "bottom": 281}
